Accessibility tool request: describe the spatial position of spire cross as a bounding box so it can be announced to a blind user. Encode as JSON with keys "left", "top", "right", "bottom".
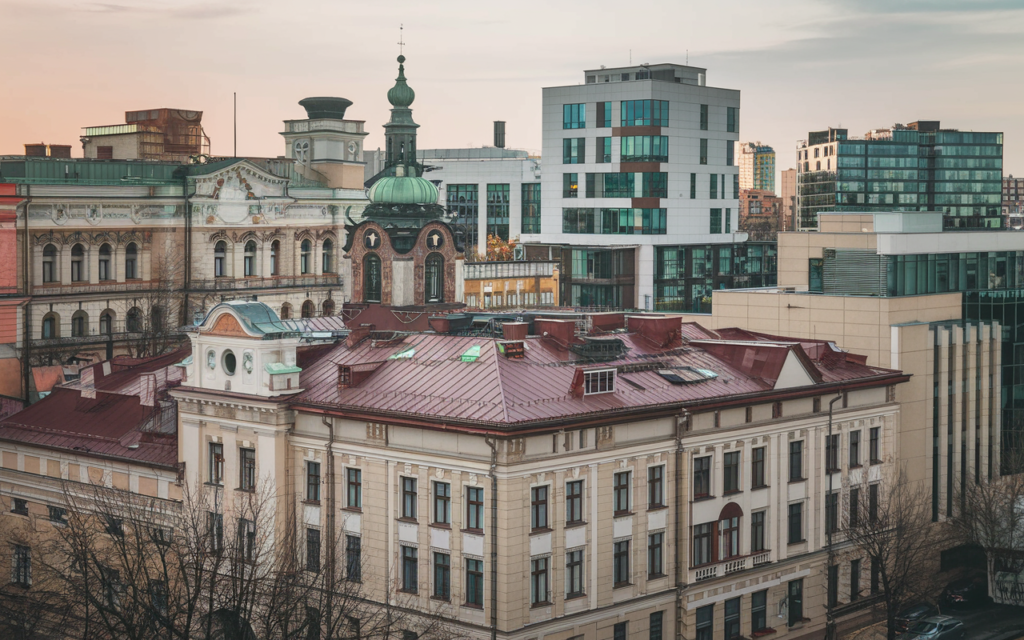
{"left": 398, "top": 24, "right": 405, "bottom": 55}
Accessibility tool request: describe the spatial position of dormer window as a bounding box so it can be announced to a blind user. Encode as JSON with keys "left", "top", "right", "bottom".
{"left": 583, "top": 369, "right": 615, "bottom": 395}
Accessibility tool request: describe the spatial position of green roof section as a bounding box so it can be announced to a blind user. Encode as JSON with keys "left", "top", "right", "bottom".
{"left": 0, "top": 157, "right": 182, "bottom": 186}
{"left": 460, "top": 345, "right": 482, "bottom": 362}
{"left": 265, "top": 362, "right": 302, "bottom": 375}
{"left": 389, "top": 346, "right": 416, "bottom": 360}
{"left": 368, "top": 174, "right": 439, "bottom": 205}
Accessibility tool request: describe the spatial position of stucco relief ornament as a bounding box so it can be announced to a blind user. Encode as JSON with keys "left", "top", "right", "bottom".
{"left": 86, "top": 206, "right": 101, "bottom": 225}
{"left": 129, "top": 205, "right": 142, "bottom": 225}
{"left": 52, "top": 206, "right": 68, "bottom": 225}
{"left": 207, "top": 350, "right": 217, "bottom": 370}
{"left": 242, "top": 352, "right": 254, "bottom": 374}
{"left": 427, "top": 230, "right": 444, "bottom": 249}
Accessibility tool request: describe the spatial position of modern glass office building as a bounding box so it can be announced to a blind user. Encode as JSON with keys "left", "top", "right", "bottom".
{"left": 796, "top": 121, "right": 1003, "bottom": 231}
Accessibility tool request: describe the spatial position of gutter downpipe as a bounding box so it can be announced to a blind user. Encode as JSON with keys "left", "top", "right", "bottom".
{"left": 485, "top": 437, "right": 498, "bottom": 640}
{"left": 675, "top": 409, "right": 690, "bottom": 638}
{"left": 21, "top": 184, "right": 31, "bottom": 405}
{"left": 182, "top": 171, "right": 191, "bottom": 323}
{"left": 322, "top": 416, "right": 337, "bottom": 635}
{"left": 824, "top": 392, "right": 844, "bottom": 640}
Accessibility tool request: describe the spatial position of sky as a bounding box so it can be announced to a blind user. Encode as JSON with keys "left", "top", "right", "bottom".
{"left": 3, "top": 0, "right": 1024, "bottom": 180}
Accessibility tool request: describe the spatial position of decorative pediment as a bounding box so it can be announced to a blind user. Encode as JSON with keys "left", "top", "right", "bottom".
{"left": 191, "top": 161, "right": 288, "bottom": 201}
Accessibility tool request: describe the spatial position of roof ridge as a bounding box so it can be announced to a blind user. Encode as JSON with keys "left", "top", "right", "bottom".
{"left": 492, "top": 342, "right": 510, "bottom": 424}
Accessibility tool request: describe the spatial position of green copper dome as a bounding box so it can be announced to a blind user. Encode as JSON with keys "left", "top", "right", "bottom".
{"left": 387, "top": 55, "right": 416, "bottom": 108}
{"left": 368, "top": 174, "right": 439, "bottom": 205}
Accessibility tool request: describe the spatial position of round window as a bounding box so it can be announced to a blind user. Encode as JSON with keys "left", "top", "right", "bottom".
{"left": 222, "top": 350, "right": 237, "bottom": 376}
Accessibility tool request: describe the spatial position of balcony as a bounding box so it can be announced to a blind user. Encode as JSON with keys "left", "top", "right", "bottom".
{"left": 692, "top": 551, "right": 772, "bottom": 582}
{"left": 33, "top": 280, "right": 162, "bottom": 297}
{"left": 189, "top": 274, "right": 341, "bottom": 292}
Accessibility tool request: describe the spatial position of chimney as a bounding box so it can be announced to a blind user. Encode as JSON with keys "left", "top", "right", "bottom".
{"left": 535, "top": 318, "right": 577, "bottom": 349}
{"left": 627, "top": 315, "right": 683, "bottom": 348}
{"left": 502, "top": 322, "right": 527, "bottom": 340}
{"left": 48, "top": 145, "right": 72, "bottom": 159}
{"left": 24, "top": 143, "right": 47, "bottom": 157}
{"left": 493, "top": 121, "right": 506, "bottom": 149}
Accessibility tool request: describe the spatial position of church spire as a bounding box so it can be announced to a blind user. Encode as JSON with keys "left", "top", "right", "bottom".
{"left": 383, "top": 52, "right": 420, "bottom": 172}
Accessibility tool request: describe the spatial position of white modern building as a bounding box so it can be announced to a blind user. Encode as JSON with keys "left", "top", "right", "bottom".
{"left": 523, "top": 63, "right": 747, "bottom": 309}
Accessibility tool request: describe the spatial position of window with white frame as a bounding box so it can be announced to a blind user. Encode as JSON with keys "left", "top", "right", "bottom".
{"left": 583, "top": 369, "right": 615, "bottom": 395}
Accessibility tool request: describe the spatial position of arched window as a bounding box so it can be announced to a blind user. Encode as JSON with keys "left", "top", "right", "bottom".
{"left": 71, "top": 244, "right": 85, "bottom": 282}
{"left": 301, "top": 300, "right": 315, "bottom": 318}
{"left": 126, "top": 307, "right": 143, "bottom": 333}
{"left": 322, "top": 239, "right": 334, "bottom": 273}
{"left": 424, "top": 253, "right": 444, "bottom": 304}
{"left": 71, "top": 310, "right": 88, "bottom": 337}
{"left": 42, "top": 244, "right": 57, "bottom": 283}
{"left": 98, "top": 244, "right": 112, "bottom": 281}
{"left": 125, "top": 243, "right": 138, "bottom": 279}
{"left": 214, "top": 241, "right": 227, "bottom": 278}
{"left": 300, "top": 240, "right": 312, "bottom": 275}
{"left": 151, "top": 306, "right": 163, "bottom": 331}
{"left": 363, "top": 254, "right": 382, "bottom": 303}
{"left": 270, "top": 240, "right": 280, "bottom": 276}
{"left": 99, "top": 310, "right": 114, "bottom": 335}
{"left": 41, "top": 312, "right": 59, "bottom": 339}
{"left": 280, "top": 303, "right": 291, "bottom": 320}
{"left": 244, "top": 241, "right": 257, "bottom": 277}
{"left": 321, "top": 299, "right": 335, "bottom": 316}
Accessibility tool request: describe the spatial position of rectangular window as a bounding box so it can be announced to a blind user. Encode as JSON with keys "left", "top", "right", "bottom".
{"left": 306, "top": 462, "right": 320, "bottom": 502}
{"left": 596, "top": 137, "right": 611, "bottom": 163}
{"left": 752, "top": 447, "right": 766, "bottom": 488}
{"left": 402, "top": 477, "right": 417, "bottom": 519}
{"left": 694, "top": 456, "right": 711, "bottom": 498}
{"left": 648, "top": 465, "right": 664, "bottom": 508}
{"left": 433, "top": 552, "right": 451, "bottom": 600}
{"left": 690, "top": 173, "right": 697, "bottom": 199}
{"left": 486, "top": 183, "right": 510, "bottom": 240}
{"left": 710, "top": 208, "right": 722, "bottom": 234}
{"left": 530, "top": 557, "right": 549, "bottom": 605}
{"left": 710, "top": 173, "right": 718, "bottom": 199}
{"left": 466, "top": 486, "right": 484, "bottom": 531}
{"left": 700, "top": 104, "right": 709, "bottom": 131}
{"left": 563, "top": 172, "right": 578, "bottom": 198}
{"left": 620, "top": 135, "right": 668, "bottom": 162}
{"left": 788, "top": 579, "right": 804, "bottom": 626}
{"left": 826, "top": 434, "right": 840, "bottom": 472}
{"left": 613, "top": 471, "right": 631, "bottom": 514}
{"left": 650, "top": 611, "right": 664, "bottom": 640}
{"left": 401, "top": 546, "right": 418, "bottom": 592}
{"left": 828, "top": 564, "right": 839, "bottom": 608}
{"left": 566, "top": 480, "right": 584, "bottom": 524}
{"left": 531, "top": 486, "right": 549, "bottom": 530}
{"left": 788, "top": 503, "right": 803, "bottom": 543}
{"left": 434, "top": 482, "right": 451, "bottom": 525}
{"left": 697, "top": 604, "right": 713, "bottom": 640}
{"left": 12, "top": 545, "right": 30, "bottom": 586}
{"left": 850, "top": 487, "right": 860, "bottom": 528}
{"left": 566, "top": 549, "right": 584, "bottom": 596}
{"left": 620, "top": 100, "right": 669, "bottom": 127}
{"left": 613, "top": 540, "right": 630, "bottom": 585}
{"left": 209, "top": 443, "right": 223, "bottom": 484}
{"left": 850, "top": 431, "right": 861, "bottom": 467}
{"left": 648, "top": 532, "right": 664, "bottom": 576}
{"left": 466, "top": 558, "right": 484, "bottom": 606}
{"left": 772, "top": 401, "right": 783, "bottom": 418}
{"left": 48, "top": 505, "right": 67, "bottom": 524}
{"left": 720, "top": 516, "right": 739, "bottom": 558}
{"left": 597, "top": 101, "right": 611, "bottom": 128}
{"left": 751, "top": 510, "right": 766, "bottom": 552}
{"left": 752, "top": 590, "right": 768, "bottom": 633}
{"left": 447, "top": 184, "right": 479, "bottom": 250}
{"left": 306, "top": 528, "right": 321, "bottom": 572}
{"left": 693, "top": 523, "right": 712, "bottom": 565}
{"left": 237, "top": 518, "right": 255, "bottom": 561}
{"left": 563, "top": 103, "right": 586, "bottom": 129}
{"left": 727, "top": 107, "right": 738, "bottom": 133}
{"left": 825, "top": 492, "right": 839, "bottom": 535}
{"left": 521, "top": 182, "right": 542, "bottom": 234}
{"left": 346, "top": 535, "right": 361, "bottom": 581}
{"left": 789, "top": 441, "right": 803, "bottom": 481}
{"left": 209, "top": 512, "right": 223, "bottom": 552}
{"left": 347, "top": 468, "right": 362, "bottom": 509}
{"left": 563, "top": 138, "right": 585, "bottom": 164}
{"left": 870, "top": 426, "right": 881, "bottom": 463}
{"left": 239, "top": 447, "right": 255, "bottom": 491}
{"left": 12, "top": 498, "right": 27, "bottom": 516}
{"left": 851, "top": 558, "right": 861, "bottom": 601}
{"left": 583, "top": 369, "right": 615, "bottom": 394}
{"left": 615, "top": 623, "right": 628, "bottom": 640}
{"left": 726, "top": 141, "right": 734, "bottom": 166}
{"left": 869, "top": 484, "right": 879, "bottom": 522}
{"left": 700, "top": 138, "right": 708, "bottom": 164}
{"left": 723, "top": 452, "right": 740, "bottom": 493}
{"left": 725, "top": 597, "right": 741, "bottom": 640}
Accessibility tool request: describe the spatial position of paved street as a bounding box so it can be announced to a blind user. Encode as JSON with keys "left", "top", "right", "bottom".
{"left": 847, "top": 605, "right": 1024, "bottom": 640}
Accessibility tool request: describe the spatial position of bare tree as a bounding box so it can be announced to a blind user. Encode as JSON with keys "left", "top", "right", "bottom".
{"left": 120, "top": 253, "right": 187, "bottom": 359}
{"left": 842, "top": 465, "right": 947, "bottom": 640}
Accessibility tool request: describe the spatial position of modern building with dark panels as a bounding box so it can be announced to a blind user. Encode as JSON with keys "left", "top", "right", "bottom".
{"left": 796, "top": 121, "right": 1003, "bottom": 231}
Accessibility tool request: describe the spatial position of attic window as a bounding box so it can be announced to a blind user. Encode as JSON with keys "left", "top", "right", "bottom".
{"left": 460, "top": 345, "right": 482, "bottom": 363}
{"left": 657, "top": 367, "right": 718, "bottom": 385}
{"left": 338, "top": 365, "right": 352, "bottom": 389}
{"left": 584, "top": 369, "right": 615, "bottom": 395}
{"left": 388, "top": 346, "right": 415, "bottom": 360}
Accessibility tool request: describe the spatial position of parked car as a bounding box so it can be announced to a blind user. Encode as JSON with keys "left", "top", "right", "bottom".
{"left": 896, "top": 603, "right": 940, "bottom": 633}
{"left": 942, "top": 574, "right": 990, "bottom": 608}
{"left": 905, "top": 616, "right": 965, "bottom": 640}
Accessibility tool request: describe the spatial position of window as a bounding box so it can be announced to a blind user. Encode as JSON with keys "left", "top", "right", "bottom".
{"left": 720, "top": 516, "right": 740, "bottom": 558}
{"left": 48, "top": 505, "right": 67, "bottom": 524}
{"left": 566, "top": 549, "right": 584, "bottom": 596}
{"left": 583, "top": 369, "right": 614, "bottom": 394}
{"left": 42, "top": 244, "right": 57, "bottom": 283}
{"left": 126, "top": 307, "right": 142, "bottom": 333}
{"left": 700, "top": 138, "right": 708, "bottom": 164}
{"left": 710, "top": 174, "right": 718, "bottom": 200}
{"left": 697, "top": 604, "right": 713, "bottom": 640}
{"left": 466, "top": 486, "right": 484, "bottom": 531}
{"left": 694, "top": 456, "right": 711, "bottom": 498}
{"left": 869, "top": 484, "right": 879, "bottom": 522}
{"left": 71, "top": 243, "right": 84, "bottom": 282}
{"left": 813, "top": 397, "right": 822, "bottom": 413}
{"left": 243, "top": 240, "right": 257, "bottom": 276}
{"left": 615, "top": 623, "right": 628, "bottom": 640}
{"left": 124, "top": 243, "right": 139, "bottom": 279}
{"left": 620, "top": 100, "right": 669, "bottom": 127}
{"left": 433, "top": 552, "right": 450, "bottom": 600}
{"left": 566, "top": 480, "right": 584, "bottom": 524}
{"left": 213, "top": 240, "right": 227, "bottom": 277}
{"left": 102, "top": 566, "right": 122, "bottom": 610}
{"left": 12, "top": 498, "right": 28, "bottom": 516}
{"left": 648, "top": 466, "right": 664, "bottom": 507}
{"left": 725, "top": 597, "right": 741, "bottom": 640}
{"left": 522, "top": 182, "right": 541, "bottom": 233}
{"left": 530, "top": 557, "right": 549, "bottom": 605}
{"left": 620, "top": 135, "right": 668, "bottom": 162}
{"left": 531, "top": 486, "right": 549, "bottom": 530}
{"left": 300, "top": 240, "right": 312, "bottom": 274}
{"left": 486, "top": 183, "right": 511, "bottom": 240}
{"left": 825, "top": 492, "right": 839, "bottom": 535}
{"left": 690, "top": 173, "right": 697, "bottom": 199}
{"left": 150, "top": 580, "right": 168, "bottom": 625}
{"left": 613, "top": 540, "right": 630, "bottom": 585}
{"left": 99, "top": 311, "right": 113, "bottom": 335}
{"left": 448, "top": 184, "right": 479, "bottom": 250}
{"left": 870, "top": 427, "right": 881, "bottom": 463}
{"left": 850, "top": 431, "right": 861, "bottom": 467}
{"left": 772, "top": 401, "right": 783, "bottom": 418}
{"left": 402, "top": 477, "right": 417, "bottom": 519}
{"left": 726, "top": 141, "right": 734, "bottom": 166}
{"left": 434, "top": 482, "right": 450, "bottom": 525}
{"left": 346, "top": 535, "right": 361, "bottom": 581}
{"left": 208, "top": 512, "right": 223, "bottom": 552}
{"left": 240, "top": 448, "right": 256, "bottom": 491}
{"left": 699, "top": 104, "right": 709, "bottom": 131}
{"left": 648, "top": 532, "right": 664, "bottom": 576}
{"left": 401, "top": 546, "right": 418, "bottom": 592}
{"left": 597, "top": 137, "right": 611, "bottom": 163}
{"left": 650, "top": 611, "right": 664, "bottom": 640}
{"left": 347, "top": 468, "right": 362, "bottom": 509}
{"left": 851, "top": 558, "right": 861, "bottom": 601}
{"left": 466, "top": 558, "right": 484, "bottom": 605}
{"left": 789, "top": 441, "right": 803, "bottom": 481}
{"left": 752, "top": 590, "right": 768, "bottom": 633}
{"left": 597, "top": 101, "right": 611, "bottom": 128}
{"left": 727, "top": 107, "right": 738, "bottom": 133}
{"left": 306, "top": 462, "right": 320, "bottom": 502}
{"left": 363, "top": 254, "right": 382, "bottom": 303}
{"left": 12, "top": 545, "right": 30, "bottom": 586}
{"left": 849, "top": 487, "right": 860, "bottom": 528}
{"left": 238, "top": 518, "right": 256, "bottom": 562}
{"left": 563, "top": 138, "right": 585, "bottom": 164}
{"left": 270, "top": 240, "right": 279, "bottom": 275}
{"left": 322, "top": 239, "right": 334, "bottom": 273}
{"left": 752, "top": 447, "right": 766, "bottom": 488}
{"left": 693, "top": 523, "right": 712, "bottom": 566}
{"left": 613, "top": 471, "right": 631, "bottom": 514}
{"left": 828, "top": 564, "right": 839, "bottom": 608}
{"left": 826, "top": 434, "right": 840, "bottom": 472}
{"left": 871, "top": 557, "right": 880, "bottom": 594}
{"left": 563, "top": 173, "right": 578, "bottom": 198}
{"left": 788, "top": 503, "right": 803, "bottom": 543}
{"left": 563, "top": 103, "right": 586, "bottom": 129}
{"left": 723, "top": 452, "right": 740, "bottom": 493}
{"left": 98, "top": 244, "right": 111, "bottom": 280}
{"left": 788, "top": 579, "right": 804, "bottom": 626}
{"left": 751, "top": 510, "right": 766, "bottom": 552}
